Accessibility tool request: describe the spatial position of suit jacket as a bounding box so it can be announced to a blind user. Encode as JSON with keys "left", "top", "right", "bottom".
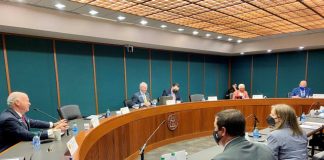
{"left": 212, "top": 136, "right": 275, "bottom": 160}
{"left": 291, "top": 87, "right": 313, "bottom": 98}
{"left": 267, "top": 127, "right": 308, "bottom": 160}
{"left": 162, "top": 88, "right": 181, "bottom": 101}
{"left": 131, "top": 91, "right": 151, "bottom": 107}
{"left": 0, "top": 108, "right": 50, "bottom": 152}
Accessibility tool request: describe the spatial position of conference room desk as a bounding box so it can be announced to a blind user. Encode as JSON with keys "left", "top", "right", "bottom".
{"left": 1, "top": 99, "right": 324, "bottom": 160}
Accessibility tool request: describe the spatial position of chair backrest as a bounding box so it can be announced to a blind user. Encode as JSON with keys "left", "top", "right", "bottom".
{"left": 124, "top": 99, "right": 133, "bottom": 108}
{"left": 287, "top": 92, "right": 292, "bottom": 98}
{"left": 159, "top": 96, "right": 173, "bottom": 105}
{"left": 190, "top": 94, "right": 205, "bottom": 102}
{"left": 229, "top": 93, "right": 234, "bottom": 99}
{"left": 58, "top": 104, "right": 82, "bottom": 120}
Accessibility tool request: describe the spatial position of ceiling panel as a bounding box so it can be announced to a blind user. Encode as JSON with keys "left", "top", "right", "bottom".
{"left": 30, "top": 0, "right": 324, "bottom": 39}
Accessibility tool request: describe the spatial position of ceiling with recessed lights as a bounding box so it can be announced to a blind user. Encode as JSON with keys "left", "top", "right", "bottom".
{"left": 68, "top": 0, "right": 324, "bottom": 39}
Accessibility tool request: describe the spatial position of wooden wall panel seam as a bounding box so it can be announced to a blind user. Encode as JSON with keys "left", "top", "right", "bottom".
{"left": 2, "top": 34, "right": 11, "bottom": 94}
{"left": 275, "top": 53, "right": 279, "bottom": 97}
{"left": 149, "top": 49, "right": 152, "bottom": 97}
{"left": 250, "top": 56, "right": 254, "bottom": 96}
{"left": 52, "top": 40, "right": 61, "bottom": 108}
{"left": 123, "top": 48, "right": 128, "bottom": 100}
{"left": 91, "top": 44, "right": 99, "bottom": 114}
{"left": 305, "top": 51, "right": 309, "bottom": 81}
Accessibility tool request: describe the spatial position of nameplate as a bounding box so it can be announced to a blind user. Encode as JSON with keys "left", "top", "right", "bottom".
{"left": 66, "top": 136, "right": 78, "bottom": 156}
{"left": 90, "top": 117, "right": 100, "bottom": 128}
{"left": 120, "top": 107, "right": 130, "bottom": 114}
{"left": 166, "top": 100, "right": 175, "bottom": 105}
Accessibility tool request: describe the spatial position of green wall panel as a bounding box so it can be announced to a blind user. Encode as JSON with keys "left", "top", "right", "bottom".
{"left": 126, "top": 48, "right": 149, "bottom": 99}
{"left": 94, "top": 44, "right": 125, "bottom": 112}
{"left": 277, "top": 52, "right": 306, "bottom": 97}
{"left": 172, "top": 53, "right": 188, "bottom": 102}
{"left": 151, "top": 50, "right": 171, "bottom": 99}
{"left": 0, "top": 36, "right": 8, "bottom": 110}
{"left": 252, "top": 54, "right": 276, "bottom": 98}
{"left": 217, "top": 57, "right": 229, "bottom": 99}
{"left": 231, "top": 56, "right": 252, "bottom": 94}
{"left": 189, "top": 54, "right": 204, "bottom": 95}
{"left": 308, "top": 50, "right": 324, "bottom": 93}
{"left": 205, "top": 56, "right": 217, "bottom": 97}
{"left": 56, "top": 41, "right": 95, "bottom": 115}
{"left": 6, "top": 35, "right": 57, "bottom": 121}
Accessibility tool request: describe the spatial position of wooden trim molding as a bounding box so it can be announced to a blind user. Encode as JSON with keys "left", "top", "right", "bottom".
{"left": 91, "top": 44, "right": 99, "bottom": 114}
{"left": 123, "top": 48, "right": 128, "bottom": 100}
{"left": 2, "top": 34, "right": 11, "bottom": 94}
{"left": 275, "top": 53, "right": 279, "bottom": 97}
{"left": 52, "top": 40, "right": 61, "bottom": 108}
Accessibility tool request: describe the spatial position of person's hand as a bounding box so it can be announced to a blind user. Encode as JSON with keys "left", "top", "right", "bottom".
{"left": 144, "top": 102, "right": 151, "bottom": 107}
{"left": 54, "top": 119, "right": 69, "bottom": 131}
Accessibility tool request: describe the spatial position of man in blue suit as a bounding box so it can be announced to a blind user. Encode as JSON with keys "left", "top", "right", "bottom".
{"left": 131, "top": 82, "right": 151, "bottom": 107}
{"left": 162, "top": 83, "right": 181, "bottom": 101}
{"left": 291, "top": 80, "right": 313, "bottom": 98}
{"left": 0, "top": 92, "right": 68, "bottom": 152}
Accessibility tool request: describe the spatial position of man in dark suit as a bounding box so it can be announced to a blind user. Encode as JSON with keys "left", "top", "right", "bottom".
{"left": 0, "top": 92, "right": 68, "bottom": 152}
{"left": 212, "top": 109, "right": 275, "bottom": 160}
{"left": 131, "top": 82, "right": 151, "bottom": 107}
{"left": 162, "top": 83, "right": 181, "bottom": 101}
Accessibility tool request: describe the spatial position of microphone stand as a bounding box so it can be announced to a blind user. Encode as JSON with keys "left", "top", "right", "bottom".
{"left": 139, "top": 120, "right": 166, "bottom": 160}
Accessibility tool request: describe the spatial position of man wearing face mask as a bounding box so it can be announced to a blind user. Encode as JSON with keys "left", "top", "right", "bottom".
{"left": 291, "top": 80, "right": 313, "bottom": 98}
{"left": 266, "top": 104, "right": 308, "bottom": 160}
{"left": 162, "top": 83, "right": 181, "bottom": 102}
{"left": 212, "top": 109, "right": 275, "bottom": 160}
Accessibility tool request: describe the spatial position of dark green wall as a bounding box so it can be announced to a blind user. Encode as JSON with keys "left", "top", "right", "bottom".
{"left": 172, "top": 53, "right": 189, "bottom": 102}
{"left": 308, "top": 50, "right": 324, "bottom": 93}
{"left": 231, "top": 56, "right": 252, "bottom": 94}
{"left": 0, "top": 36, "right": 8, "bottom": 110}
{"left": 6, "top": 35, "right": 58, "bottom": 121}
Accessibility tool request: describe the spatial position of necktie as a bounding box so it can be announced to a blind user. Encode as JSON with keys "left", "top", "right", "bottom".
{"left": 21, "top": 115, "right": 27, "bottom": 125}
{"left": 143, "top": 94, "right": 148, "bottom": 103}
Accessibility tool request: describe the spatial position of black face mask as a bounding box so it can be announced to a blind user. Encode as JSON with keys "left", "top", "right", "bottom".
{"left": 213, "top": 130, "right": 222, "bottom": 145}
{"left": 266, "top": 115, "right": 276, "bottom": 127}
{"left": 172, "top": 89, "right": 178, "bottom": 94}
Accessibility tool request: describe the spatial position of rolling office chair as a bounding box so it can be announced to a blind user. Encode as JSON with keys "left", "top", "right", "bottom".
{"left": 57, "top": 104, "right": 83, "bottom": 120}
{"left": 124, "top": 99, "right": 134, "bottom": 108}
{"left": 288, "top": 92, "right": 292, "bottom": 98}
{"left": 189, "top": 94, "right": 205, "bottom": 102}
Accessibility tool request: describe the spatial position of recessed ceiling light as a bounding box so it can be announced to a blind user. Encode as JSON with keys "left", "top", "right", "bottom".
{"left": 55, "top": 3, "right": 66, "bottom": 9}
{"left": 240, "top": 52, "right": 245, "bottom": 55}
{"left": 228, "top": 38, "right": 233, "bottom": 41}
{"left": 89, "top": 10, "right": 98, "bottom": 15}
{"left": 117, "top": 15, "right": 126, "bottom": 21}
{"left": 178, "top": 28, "right": 184, "bottom": 32}
{"left": 299, "top": 46, "right": 304, "bottom": 50}
{"left": 192, "top": 31, "right": 199, "bottom": 35}
{"left": 160, "top": 24, "right": 167, "bottom": 28}
{"left": 205, "top": 33, "right": 211, "bottom": 37}
{"left": 217, "top": 36, "right": 222, "bottom": 39}
{"left": 267, "top": 49, "right": 272, "bottom": 53}
{"left": 237, "top": 39, "right": 242, "bottom": 43}
{"left": 140, "top": 20, "right": 148, "bottom": 25}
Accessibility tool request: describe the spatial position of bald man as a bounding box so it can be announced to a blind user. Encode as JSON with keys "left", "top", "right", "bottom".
{"left": 0, "top": 92, "right": 68, "bottom": 152}
{"left": 291, "top": 80, "right": 313, "bottom": 98}
{"left": 131, "top": 82, "right": 151, "bottom": 107}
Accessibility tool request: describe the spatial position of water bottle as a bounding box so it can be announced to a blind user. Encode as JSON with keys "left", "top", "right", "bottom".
{"left": 32, "top": 132, "right": 40, "bottom": 151}
{"left": 300, "top": 112, "right": 306, "bottom": 124}
{"left": 253, "top": 127, "right": 260, "bottom": 141}
{"left": 72, "top": 122, "right": 78, "bottom": 136}
{"left": 170, "top": 152, "right": 176, "bottom": 160}
{"left": 106, "top": 108, "right": 111, "bottom": 118}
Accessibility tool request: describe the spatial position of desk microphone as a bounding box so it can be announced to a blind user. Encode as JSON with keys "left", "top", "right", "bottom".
{"left": 245, "top": 114, "right": 259, "bottom": 130}
{"left": 33, "top": 108, "right": 58, "bottom": 121}
{"left": 308, "top": 101, "right": 320, "bottom": 116}
{"left": 139, "top": 120, "right": 166, "bottom": 160}
{"left": 33, "top": 108, "right": 69, "bottom": 136}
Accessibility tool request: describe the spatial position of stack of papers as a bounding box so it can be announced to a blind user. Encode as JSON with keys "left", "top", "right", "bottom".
{"left": 300, "top": 121, "right": 323, "bottom": 130}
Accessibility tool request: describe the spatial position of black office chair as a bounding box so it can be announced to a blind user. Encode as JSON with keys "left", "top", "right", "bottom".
{"left": 190, "top": 94, "right": 205, "bottom": 102}
{"left": 124, "top": 99, "right": 134, "bottom": 108}
{"left": 288, "top": 92, "right": 292, "bottom": 98}
{"left": 57, "top": 104, "right": 82, "bottom": 120}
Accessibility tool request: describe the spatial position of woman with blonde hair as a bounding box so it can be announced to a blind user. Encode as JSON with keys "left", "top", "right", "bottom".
{"left": 266, "top": 104, "right": 307, "bottom": 160}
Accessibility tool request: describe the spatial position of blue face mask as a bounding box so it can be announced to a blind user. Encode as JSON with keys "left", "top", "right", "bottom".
{"left": 300, "top": 87, "right": 305, "bottom": 91}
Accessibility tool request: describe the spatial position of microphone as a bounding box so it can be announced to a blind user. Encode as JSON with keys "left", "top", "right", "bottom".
{"left": 33, "top": 108, "right": 59, "bottom": 121}
{"left": 139, "top": 120, "right": 166, "bottom": 160}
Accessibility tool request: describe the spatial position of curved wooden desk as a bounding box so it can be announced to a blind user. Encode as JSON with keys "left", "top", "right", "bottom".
{"left": 75, "top": 99, "right": 324, "bottom": 160}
